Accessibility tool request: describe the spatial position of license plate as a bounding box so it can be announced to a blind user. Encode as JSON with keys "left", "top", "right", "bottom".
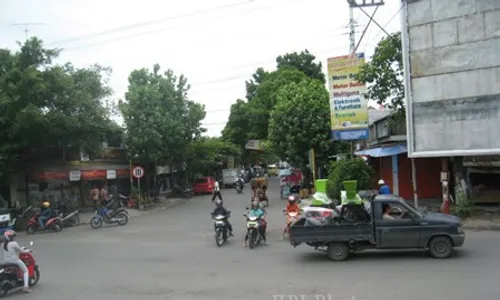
{"left": 215, "top": 221, "right": 225, "bottom": 225}
{"left": 247, "top": 222, "right": 257, "bottom": 227}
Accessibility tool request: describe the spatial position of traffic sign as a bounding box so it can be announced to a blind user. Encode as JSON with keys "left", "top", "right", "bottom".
{"left": 132, "top": 166, "right": 144, "bottom": 178}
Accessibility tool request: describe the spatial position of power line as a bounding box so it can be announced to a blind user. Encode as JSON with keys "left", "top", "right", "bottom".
{"left": 48, "top": 0, "right": 254, "bottom": 46}
{"left": 59, "top": 0, "right": 304, "bottom": 51}
{"left": 370, "top": 4, "right": 403, "bottom": 41}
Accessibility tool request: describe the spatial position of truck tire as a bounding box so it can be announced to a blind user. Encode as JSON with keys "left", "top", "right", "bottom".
{"left": 428, "top": 236, "right": 453, "bottom": 259}
{"left": 326, "top": 242, "right": 349, "bottom": 261}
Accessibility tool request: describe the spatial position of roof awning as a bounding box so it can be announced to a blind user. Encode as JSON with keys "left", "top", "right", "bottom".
{"left": 355, "top": 144, "right": 407, "bottom": 158}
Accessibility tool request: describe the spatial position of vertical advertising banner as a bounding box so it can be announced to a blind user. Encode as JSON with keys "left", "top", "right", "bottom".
{"left": 327, "top": 53, "right": 369, "bottom": 141}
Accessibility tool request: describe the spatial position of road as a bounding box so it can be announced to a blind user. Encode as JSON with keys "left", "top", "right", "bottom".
{"left": 12, "top": 178, "right": 500, "bottom": 300}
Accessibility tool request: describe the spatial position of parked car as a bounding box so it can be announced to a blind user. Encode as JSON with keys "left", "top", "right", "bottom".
{"left": 193, "top": 177, "right": 217, "bottom": 194}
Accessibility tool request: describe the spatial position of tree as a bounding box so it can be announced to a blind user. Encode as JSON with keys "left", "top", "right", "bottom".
{"left": 221, "top": 99, "right": 252, "bottom": 148}
{"left": 356, "top": 32, "right": 404, "bottom": 117}
{"left": 119, "top": 64, "right": 206, "bottom": 186}
{"left": 268, "top": 79, "right": 332, "bottom": 169}
{"left": 276, "top": 49, "right": 325, "bottom": 84}
{"left": 245, "top": 68, "right": 269, "bottom": 102}
{"left": 326, "top": 158, "right": 373, "bottom": 201}
{"left": 0, "top": 38, "right": 113, "bottom": 180}
{"left": 185, "top": 137, "right": 240, "bottom": 180}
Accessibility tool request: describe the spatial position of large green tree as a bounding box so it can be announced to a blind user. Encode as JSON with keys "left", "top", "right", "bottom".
{"left": 268, "top": 79, "right": 332, "bottom": 168}
{"left": 119, "top": 64, "right": 206, "bottom": 184}
{"left": 356, "top": 32, "right": 404, "bottom": 117}
{"left": 276, "top": 49, "right": 325, "bottom": 84}
{"left": 0, "top": 38, "right": 113, "bottom": 180}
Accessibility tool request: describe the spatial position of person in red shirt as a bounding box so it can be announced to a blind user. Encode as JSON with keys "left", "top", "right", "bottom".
{"left": 285, "top": 195, "right": 300, "bottom": 225}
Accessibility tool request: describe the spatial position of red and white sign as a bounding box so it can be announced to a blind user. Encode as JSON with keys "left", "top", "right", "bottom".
{"left": 132, "top": 166, "right": 144, "bottom": 178}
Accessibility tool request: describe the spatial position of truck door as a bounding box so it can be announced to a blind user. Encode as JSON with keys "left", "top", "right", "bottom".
{"left": 374, "top": 202, "right": 420, "bottom": 249}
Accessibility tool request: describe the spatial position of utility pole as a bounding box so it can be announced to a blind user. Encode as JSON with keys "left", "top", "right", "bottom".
{"left": 347, "top": 0, "right": 385, "bottom": 54}
{"left": 11, "top": 23, "right": 46, "bottom": 41}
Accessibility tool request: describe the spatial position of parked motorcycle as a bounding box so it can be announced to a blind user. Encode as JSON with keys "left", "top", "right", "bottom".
{"left": 244, "top": 213, "right": 264, "bottom": 249}
{"left": 282, "top": 210, "right": 299, "bottom": 239}
{"left": 170, "top": 185, "right": 193, "bottom": 199}
{"left": 58, "top": 208, "right": 80, "bottom": 227}
{"left": 0, "top": 241, "right": 39, "bottom": 297}
{"left": 90, "top": 207, "right": 128, "bottom": 229}
{"left": 211, "top": 212, "right": 231, "bottom": 247}
{"left": 26, "top": 213, "right": 63, "bottom": 234}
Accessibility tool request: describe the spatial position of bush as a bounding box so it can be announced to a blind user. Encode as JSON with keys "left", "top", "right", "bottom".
{"left": 326, "top": 158, "right": 373, "bottom": 201}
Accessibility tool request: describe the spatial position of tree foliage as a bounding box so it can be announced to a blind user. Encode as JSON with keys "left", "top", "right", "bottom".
{"left": 326, "top": 158, "right": 373, "bottom": 200}
{"left": 186, "top": 137, "right": 240, "bottom": 178}
{"left": 268, "top": 79, "right": 332, "bottom": 168}
{"left": 276, "top": 49, "right": 325, "bottom": 84}
{"left": 222, "top": 49, "right": 327, "bottom": 164}
{"left": 119, "top": 64, "right": 206, "bottom": 166}
{"left": 0, "top": 38, "right": 113, "bottom": 180}
{"left": 356, "top": 32, "right": 404, "bottom": 116}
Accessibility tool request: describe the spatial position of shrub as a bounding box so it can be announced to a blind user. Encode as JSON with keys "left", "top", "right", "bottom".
{"left": 326, "top": 158, "right": 373, "bottom": 201}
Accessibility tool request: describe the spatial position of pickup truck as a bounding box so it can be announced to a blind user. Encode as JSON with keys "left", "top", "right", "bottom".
{"left": 289, "top": 195, "right": 465, "bottom": 261}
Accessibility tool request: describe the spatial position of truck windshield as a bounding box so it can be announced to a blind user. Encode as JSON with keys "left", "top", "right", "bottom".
{"left": 399, "top": 199, "right": 423, "bottom": 218}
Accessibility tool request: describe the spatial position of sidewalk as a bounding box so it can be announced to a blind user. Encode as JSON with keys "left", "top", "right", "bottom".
{"left": 78, "top": 197, "right": 188, "bottom": 225}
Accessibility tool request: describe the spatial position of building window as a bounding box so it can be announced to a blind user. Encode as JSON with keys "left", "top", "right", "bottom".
{"left": 376, "top": 120, "right": 389, "bottom": 138}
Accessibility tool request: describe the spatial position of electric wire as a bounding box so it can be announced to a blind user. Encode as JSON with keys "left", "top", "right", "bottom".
{"left": 48, "top": 0, "right": 255, "bottom": 45}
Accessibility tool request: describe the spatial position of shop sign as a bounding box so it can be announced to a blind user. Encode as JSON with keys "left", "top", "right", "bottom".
{"left": 69, "top": 170, "right": 81, "bottom": 181}
{"left": 106, "top": 170, "right": 116, "bottom": 179}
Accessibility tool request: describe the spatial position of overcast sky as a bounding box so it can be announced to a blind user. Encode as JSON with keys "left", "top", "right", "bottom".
{"left": 0, "top": 0, "right": 402, "bottom": 136}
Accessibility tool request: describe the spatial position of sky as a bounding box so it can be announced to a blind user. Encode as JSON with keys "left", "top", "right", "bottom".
{"left": 0, "top": 0, "right": 402, "bottom": 137}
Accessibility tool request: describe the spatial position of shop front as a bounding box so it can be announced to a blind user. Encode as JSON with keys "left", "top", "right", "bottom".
{"left": 28, "top": 167, "right": 130, "bottom": 208}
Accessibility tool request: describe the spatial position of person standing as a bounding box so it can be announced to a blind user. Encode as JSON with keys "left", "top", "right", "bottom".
{"left": 378, "top": 179, "right": 391, "bottom": 195}
{"left": 100, "top": 184, "right": 110, "bottom": 206}
{"left": 90, "top": 185, "right": 100, "bottom": 211}
{"left": 211, "top": 180, "right": 223, "bottom": 202}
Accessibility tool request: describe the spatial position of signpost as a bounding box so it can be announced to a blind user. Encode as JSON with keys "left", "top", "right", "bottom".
{"left": 132, "top": 166, "right": 144, "bottom": 191}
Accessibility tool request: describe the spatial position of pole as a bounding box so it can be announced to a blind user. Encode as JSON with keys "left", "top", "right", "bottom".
{"left": 137, "top": 177, "right": 141, "bottom": 193}
{"left": 349, "top": 5, "right": 356, "bottom": 53}
{"left": 411, "top": 158, "right": 418, "bottom": 208}
{"left": 129, "top": 160, "right": 133, "bottom": 188}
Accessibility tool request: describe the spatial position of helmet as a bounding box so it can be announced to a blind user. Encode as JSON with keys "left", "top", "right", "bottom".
{"left": 42, "top": 201, "right": 50, "bottom": 207}
{"left": 288, "top": 195, "right": 296, "bottom": 203}
{"left": 378, "top": 179, "right": 385, "bottom": 185}
{"left": 215, "top": 199, "right": 222, "bottom": 207}
{"left": 4, "top": 230, "right": 16, "bottom": 241}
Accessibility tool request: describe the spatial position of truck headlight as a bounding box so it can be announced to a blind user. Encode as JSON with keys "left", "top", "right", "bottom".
{"left": 457, "top": 225, "right": 463, "bottom": 234}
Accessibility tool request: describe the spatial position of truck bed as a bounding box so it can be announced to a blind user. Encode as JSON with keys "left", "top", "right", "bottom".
{"left": 289, "top": 218, "right": 373, "bottom": 245}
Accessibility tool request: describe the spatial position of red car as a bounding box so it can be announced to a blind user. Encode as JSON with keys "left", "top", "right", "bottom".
{"left": 193, "top": 177, "right": 217, "bottom": 194}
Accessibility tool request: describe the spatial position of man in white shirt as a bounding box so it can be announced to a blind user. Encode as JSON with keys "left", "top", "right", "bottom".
{"left": 212, "top": 181, "right": 223, "bottom": 202}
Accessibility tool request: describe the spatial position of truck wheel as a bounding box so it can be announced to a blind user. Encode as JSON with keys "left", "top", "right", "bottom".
{"left": 428, "top": 236, "right": 453, "bottom": 259}
{"left": 327, "top": 242, "right": 349, "bottom": 261}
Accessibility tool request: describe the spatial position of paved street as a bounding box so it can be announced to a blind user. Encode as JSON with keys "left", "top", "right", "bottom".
{"left": 12, "top": 178, "right": 500, "bottom": 300}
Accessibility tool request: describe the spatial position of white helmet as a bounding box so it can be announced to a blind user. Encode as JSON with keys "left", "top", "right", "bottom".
{"left": 378, "top": 179, "right": 385, "bottom": 185}
{"left": 288, "top": 195, "right": 295, "bottom": 202}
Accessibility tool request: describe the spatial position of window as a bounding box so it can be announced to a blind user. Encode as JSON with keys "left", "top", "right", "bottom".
{"left": 379, "top": 201, "right": 421, "bottom": 220}
{"left": 376, "top": 119, "right": 389, "bottom": 138}
{"left": 195, "top": 178, "right": 207, "bottom": 184}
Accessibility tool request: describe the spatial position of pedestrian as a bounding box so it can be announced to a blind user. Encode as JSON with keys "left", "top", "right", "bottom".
{"left": 378, "top": 179, "right": 391, "bottom": 195}
{"left": 100, "top": 184, "right": 110, "bottom": 206}
{"left": 211, "top": 180, "right": 223, "bottom": 202}
{"left": 90, "top": 185, "right": 100, "bottom": 211}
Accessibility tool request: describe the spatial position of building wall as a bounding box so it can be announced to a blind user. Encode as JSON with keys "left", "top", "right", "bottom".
{"left": 373, "top": 154, "right": 441, "bottom": 200}
{"left": 403, "top": 0, "right": 500, "bottom": 156}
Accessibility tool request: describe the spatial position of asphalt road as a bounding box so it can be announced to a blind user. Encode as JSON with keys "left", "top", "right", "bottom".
{"left": 11, "top": 178, "right": 500, "bottom": 300}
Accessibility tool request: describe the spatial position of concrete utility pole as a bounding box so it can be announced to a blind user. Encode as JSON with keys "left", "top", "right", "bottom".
{"left": 347, "top": 0, "right": 385, "bottom": 53}
{"left": 11, "top": 22, "right": 46, "bottom": 41}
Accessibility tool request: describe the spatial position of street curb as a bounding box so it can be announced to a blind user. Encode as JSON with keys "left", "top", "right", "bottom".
{"left": 463, "top": 225, "right": 500, "bottom": 231}
{"left": 79, "top": 198, "right": 189, "bottom": 225}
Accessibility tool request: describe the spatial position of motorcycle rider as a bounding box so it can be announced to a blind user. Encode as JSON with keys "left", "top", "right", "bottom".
{"left": 210, "top": 199, "right": 233, "bottom": 236}
{"left": 3, "top": 230, "right": 31, "bottom": 293}
{"left": 236, "top": 175, "right": 244, "bottom": 188}
{"left": 38, "top": 201, "right": 54, "bottom": 229}
{"left": 285, "top": 195, "right": 300, "bottom": 225}
{"left": 244, "top": 200, "right": 267, "bottom": 246}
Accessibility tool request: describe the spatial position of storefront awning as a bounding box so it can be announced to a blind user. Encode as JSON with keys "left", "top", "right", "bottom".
{"left": 355, "top": 144, "right": 407, "bottom": 158}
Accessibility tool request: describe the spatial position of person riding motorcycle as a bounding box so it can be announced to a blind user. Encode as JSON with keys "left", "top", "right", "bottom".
{"left": 210, "top": 199, "right": 233, "bottom": 236}
{"left": 285, "top": 195, "right": 300, "bottom": 225}
{"left": 3, "top": 230, "right": 32, "bottom": 293}
{"left": 244, "top": 200, "right": 267, "bottom": 246}
{"left": 236, "top": 176, "right": 244, "bottom": 189}
{"left": 39, "top": 201, "right": 54, "bottom": 229}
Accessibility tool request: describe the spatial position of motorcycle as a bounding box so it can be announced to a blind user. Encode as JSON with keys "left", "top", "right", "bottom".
{"left": 58, "top": 208, "right": 80, "bottom": 227}
{"left": 90, "top": 207, "right": 128, "bottom": 229}
{"left": 211, "top": 212, "right": 231, "bottom": 247}
{"left": 26, "top": 213, "right": 63, "bottom": 234}
{"left": 0, "top": 241, "right": 39, "bottom": 297}
{"left": 244, "top": 213, "right": 264, "bottom": 249}
{"left": 170, "top": 185, "right": 193, "bottom": 199}
{"left": 235, "top": 182, "right": 243, "bottom": 194}
{"left": 282, "top": 210, "right": 300, "bottom": 239}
